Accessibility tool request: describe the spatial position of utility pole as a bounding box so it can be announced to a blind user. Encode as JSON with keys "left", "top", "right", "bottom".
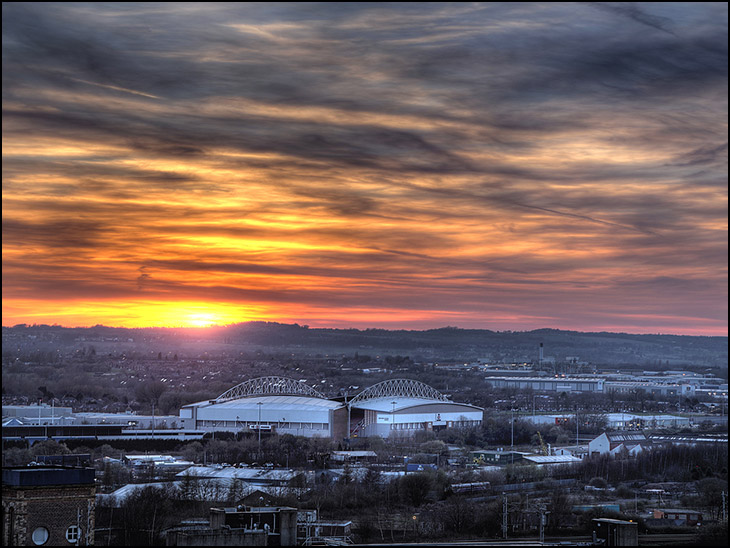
{"left": 511, "top": 405, "right": 517, "bottom": 465}
{"left": 502, "top": 492, "right": 508, "bottom": 540}
{"left": 539, "top": 507, "right": 549, "bottom": 545}
{"left": 511, "top": 407, "right": 514, "bottom": 449}
{"left": 257, "top": 401, "right": 263, "bottom": 457}
{"left": 345, "top": 390, "right": 350, "bottom": 443}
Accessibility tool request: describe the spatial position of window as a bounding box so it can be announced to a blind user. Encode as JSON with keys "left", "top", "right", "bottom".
{"left": 65, "top": 525, "right": 82, "bottom": 544}
{"left": 32, "top": 527, "right": 49, "bottom": 545}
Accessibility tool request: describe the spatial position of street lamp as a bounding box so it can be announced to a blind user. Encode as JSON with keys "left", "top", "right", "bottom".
{"left": 510, "top": 407, "right": 514, "bottom": 449}
{"left": 257, "top": 402, "right": 263, "bottom": 456}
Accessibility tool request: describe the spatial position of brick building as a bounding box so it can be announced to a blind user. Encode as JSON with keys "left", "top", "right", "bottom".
{"left": 2, "top": 467, "right": 96, "bottom": 546}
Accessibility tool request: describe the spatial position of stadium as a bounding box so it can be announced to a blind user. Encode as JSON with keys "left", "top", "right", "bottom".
{"left": 348, "top": 378, "right": 484, "bottom": 438}
{"left": 180, "top": 376, "right": 483, "bottom": 440}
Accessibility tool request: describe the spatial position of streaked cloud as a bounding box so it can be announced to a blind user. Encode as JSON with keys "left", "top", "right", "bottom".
{"left": 2, "top": 2, "right": 727, "bottom": 334}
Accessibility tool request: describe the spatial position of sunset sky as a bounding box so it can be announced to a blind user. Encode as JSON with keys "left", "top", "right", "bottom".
{"left": 2, "top": 2, "right": 727, "bottom": 335}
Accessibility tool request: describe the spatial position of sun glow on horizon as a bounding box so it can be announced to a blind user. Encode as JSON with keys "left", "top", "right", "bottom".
{"left": 183, "top": 311, "right": 223, "bottom": 328}
{"left": 0, "top": 300, "right": 272, "bottom": 329}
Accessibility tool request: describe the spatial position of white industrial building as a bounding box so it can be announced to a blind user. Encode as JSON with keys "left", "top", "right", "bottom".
{"left": 179, "top": 377, "right": 483, "bottom": 440}
{"left": 523, "top": 413, "right": 690, "bottom": 430}
{"left": 485, "top": 376, "right": 605, "bottom": 393}
{"left": 1, "top": 404, "right": 184, "bottom": 429}
{"left": 604, "top": 381, "right": 696, "bottom": 398}
{"left": 180, "top": 377, "right": 348, "bottom": 439}
{"left": 588, "top": 432, "right": 652, "bottom": 457}
{"left": 347, "top": 379, "right": 484, "bottom": 438}
{"left": 485, "top": 375, "right": 699, "bottom": 397}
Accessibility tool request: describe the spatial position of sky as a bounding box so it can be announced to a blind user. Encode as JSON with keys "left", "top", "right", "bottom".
{"left": 2, "top": 2, "right": 727, "bottom": 335}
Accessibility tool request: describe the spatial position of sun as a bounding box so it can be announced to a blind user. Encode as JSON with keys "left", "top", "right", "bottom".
{"left": 184, "top": 312, "right": 221, "bottom": 328}
{"left": 148, "top": 301, "right": 256, "bottom": 328}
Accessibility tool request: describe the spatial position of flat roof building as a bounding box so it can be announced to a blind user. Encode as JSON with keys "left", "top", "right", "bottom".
{"left": 180, "top": 377, "right": 348, "bottom": 439}
{"left": 347, "top": 379, "right": 483, "bottom": 439}
{"left": 180, "top": 376, "right": 483, "bottom": 440}
{"left": 2, "top": 467, "right": 96, "bottom": 546}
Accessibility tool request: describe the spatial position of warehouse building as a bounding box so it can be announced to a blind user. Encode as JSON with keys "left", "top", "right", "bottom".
{"left": 180, "top": 376, "right": 348, "bottom": 439}
{"left": 347, "top": 378, "right": 483, "bottom": 438}
{"left": 180, "top": 376, "right": 483, "bottom": 440}
{"left": 485, "top": 376, "right": 605, "bottom": 393}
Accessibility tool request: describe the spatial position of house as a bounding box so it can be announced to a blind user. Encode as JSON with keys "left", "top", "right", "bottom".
{"left": 471, "top": 449, "right": 528, "bottom": 465}
{"left": 330, "top": 450, "right": 377, "bottom": 464}
{"left": 121, "top": 454, "right": 194, "bottom": 479}
{"left": 651, "top": 508, "right": 703, "bottom": 526}
{"left": 177, "top": 466, "right": 306, "bottom": 489}
{"left": 588, "top": 432, "right": 652, "bottom": 457}
{"left": 238, "top": 489, "right": 280, "bottom": 507}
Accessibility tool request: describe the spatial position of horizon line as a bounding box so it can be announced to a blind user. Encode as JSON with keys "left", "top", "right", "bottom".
{"left": 2, "top": 321, "right": 727, "bottom": 338}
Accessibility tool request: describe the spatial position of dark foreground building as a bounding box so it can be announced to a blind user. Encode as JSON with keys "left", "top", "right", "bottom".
{"left": 2, "top": 467, "right": 96, "bottom": 546}
{"left": 165, "top": 505, "right": 297, "bottom": 547}
{"left": 592, "top": 518, "right": 638, "bottom": 546}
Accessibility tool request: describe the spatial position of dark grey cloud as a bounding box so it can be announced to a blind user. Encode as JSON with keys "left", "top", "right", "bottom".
{"left": 1, "top": 218, "right": 108, "bottom": 250}
{"left": 587, "top": 2, "right": 678, "bottom": 36}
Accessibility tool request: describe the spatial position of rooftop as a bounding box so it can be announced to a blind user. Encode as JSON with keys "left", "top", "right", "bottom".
{"left": 522, "top": 455, "right": 582, "bottom": 464}
{"left": 351, "top": 397, "right": 481, "bottom": 412}
{"left": 186, "top": 395, "right": 343, "bottom": 411}
{"left": 177, "top": 466, "right": 302, "bottom": 482}
{"left": 2, "top": 466, "right": 95, "bottom": 487}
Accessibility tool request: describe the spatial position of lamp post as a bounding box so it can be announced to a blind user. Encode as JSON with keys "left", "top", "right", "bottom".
{"left": 257, "top": 402, "right": 263, "bottom": 456}
{"left": 502, "top": 492, "right": 508, "bottom": 540}
{"left": 511, "top": 406, "right": 517, "bottom": 465}
{"left": 510, "top": 407, "right": 514, "bottom": 449}
{"left": 345, "top": 390, "right": 351, "bottom": 443}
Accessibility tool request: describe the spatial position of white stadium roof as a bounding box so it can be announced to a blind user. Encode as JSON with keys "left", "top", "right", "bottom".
{"left": 351, "top": 397, "right": 479, "bottom": 412}
{"left": 187, "top": 395, "right": 343, "bottom": 412}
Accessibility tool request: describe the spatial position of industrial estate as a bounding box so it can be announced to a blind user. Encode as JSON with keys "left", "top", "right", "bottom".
{"left": 2, "top": 324, "right": 728, "bottom": 546}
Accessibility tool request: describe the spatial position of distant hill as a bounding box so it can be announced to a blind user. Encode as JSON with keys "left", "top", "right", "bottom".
{"left": 2, "top": 322, "right": 727, "bottom": 368}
